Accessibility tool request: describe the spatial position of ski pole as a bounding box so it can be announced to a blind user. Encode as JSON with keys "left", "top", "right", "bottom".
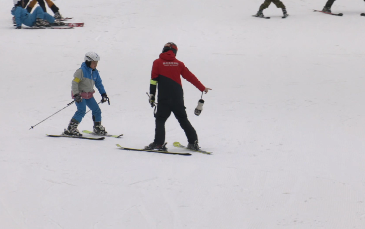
{"left": 29, "top": 101, "right": 75, "bottom": 130}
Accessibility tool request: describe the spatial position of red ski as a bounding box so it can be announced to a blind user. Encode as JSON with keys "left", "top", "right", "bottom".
{"left": 313, "top": 10, "right": 343, "bottom": 16}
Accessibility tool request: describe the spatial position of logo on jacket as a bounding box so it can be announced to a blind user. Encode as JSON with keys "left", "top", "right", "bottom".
{"left": 163, "top": 62, "right": 178, "bottom": 66}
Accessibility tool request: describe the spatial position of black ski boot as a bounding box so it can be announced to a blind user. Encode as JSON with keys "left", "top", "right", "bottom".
{"left": 35, "top": 18, "right": 50, "bottom": 27}
{"left": 145, "top": 142, "right": 168, "bottom": 151}
{"left": 93, "top": 122, "right": 107, "bottom": 135}
{"left": 64, "top": 119, "right": 82, "bottom": 136}
{"left": 322, "top": 6, "right": 332, "bottom": 13}
{"left": 54, "top": 12, "right": 63, "bottom": 20}
{"left": 187, "top": 140, "right": 200, "bottom": 151}
{"left": 282, "top": 8, "right": 289, "bottom": 18}
{"left": 255, "top": 10, "right": 265, "bottom": 18}
{"left": 51, "top": 20, "right": 65, "bottom": 26}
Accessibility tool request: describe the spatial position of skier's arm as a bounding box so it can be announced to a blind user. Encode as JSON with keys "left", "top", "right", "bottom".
{"left": 181, "top": 66, "right": 206, "bottom": 92}
{"left": 71, "top": 69, "right": 83, "bottom": 95}
{"left": 94, "top": 74, "right": 106, "bottom": 95}
{"left": 150, "top": 60, "right": 159, "bottom": 95}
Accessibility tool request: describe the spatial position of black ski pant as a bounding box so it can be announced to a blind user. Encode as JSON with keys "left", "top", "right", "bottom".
{"left": 259, "top": 0, "right": 286, "bottom": 11}
{"left": 154, "top": 101, "right": 198, "bottom": 145}
{"left": 325, "top": 0, "right": 336, "bottom": 8}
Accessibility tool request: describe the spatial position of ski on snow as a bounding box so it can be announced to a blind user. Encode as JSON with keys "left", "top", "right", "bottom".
{"left": 82, "top": 130, "right": 123, "bottom": 138}
{"left": 52, "top": 22, "right": 84, "bottom": 27}
{"left": 252, "top": 15, "right": 270, "bottom": 19}
{"left": 47, "top": 134, "right": 105, "bottom": 140}
{"left": 173, "top": 142, "right": 212, "bottom": 155}
{"left": 24, "top": 26, "right": 74, "bottom": 29}
{"left": 116, "top": 144, "right": 192, "bottom": 156}
{"left": 313, "top": 10, "right": 343, "bottom": 16}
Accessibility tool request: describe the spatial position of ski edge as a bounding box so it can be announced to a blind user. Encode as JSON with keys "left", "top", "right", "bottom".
{"left": 173, "top": 142, "right": 212, "bottom": 155}
{"left": 116, "top": 144, "right": 192, "bottom": 156}
{"left": 82, "top": 130, "right": 123, "bottom": 138}
{"left": 46, "top": 134, "right": 105, "bottom": 140}
{"left": 252, "top": 15, "right": 270, "bottom": 19}
{"left": 313, "top": 10, "right": 343, "bottom": 16}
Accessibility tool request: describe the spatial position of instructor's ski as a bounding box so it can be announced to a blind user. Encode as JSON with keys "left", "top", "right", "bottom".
{"left": 47, "top": 134, "right": 105, "bottom": 140}
{"left": 313, "top": 10, "right": 343, "bottom": 16}
{"left": 83, "top": 130, "right": 123, "bottom": 138}
{"left": 116, "top": 144, "right": 191, "bottom": 156}
{"left": 173, "top": 142, "right": 212, "bottom": 155}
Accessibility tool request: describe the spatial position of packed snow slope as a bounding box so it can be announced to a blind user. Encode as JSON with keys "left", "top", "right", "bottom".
{"left": 1, "top": 0, "right": 365, "bottom": 228}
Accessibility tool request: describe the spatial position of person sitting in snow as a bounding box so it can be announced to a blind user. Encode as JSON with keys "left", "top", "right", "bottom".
{"left": 11, "top": 0, "right": 63, "bottom": 29}
{"left": 254, "top": 0, "right": 289, "bottom": 18}
{"left": 63, "top": 52, "right": 110, "bottom": 137}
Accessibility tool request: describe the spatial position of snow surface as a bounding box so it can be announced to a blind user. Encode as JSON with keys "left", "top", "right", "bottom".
{"left": 1, "top": 0, "right": 365, "bottom": 228}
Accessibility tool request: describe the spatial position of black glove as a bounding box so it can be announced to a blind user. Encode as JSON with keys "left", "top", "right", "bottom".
{"left": 149, "top": 94, "right": 155, "bottom": 107}
{"left": 101, "top": 93, "right": 110, "bottom": 104}
{"left": 15, "top": 26, "right": 21, "bottom": 29}
{"left": 74, "top": 93, "right": 82, "bottom": 103}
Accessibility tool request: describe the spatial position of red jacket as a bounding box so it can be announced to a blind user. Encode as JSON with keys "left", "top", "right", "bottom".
{"left": 150, "top": 51, "right": 205, "bottom": 102}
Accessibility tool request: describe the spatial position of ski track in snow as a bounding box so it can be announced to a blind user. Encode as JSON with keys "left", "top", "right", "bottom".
{"left": 1, "top": 0, "right": 365, "bottom": 228}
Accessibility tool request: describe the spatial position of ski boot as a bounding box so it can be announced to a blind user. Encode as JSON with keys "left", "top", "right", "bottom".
{"left": 51, "top": 20, "right": 65, "bottom": 26}
{"left": 282, "top": 8, "right": 289, "bottom": 18}
{"left": 145, "top": 142, "right": 168, "bottom": 151}
{"left": 54, "top": 12, "right": 63, "bottom": 20}
{"left": 63, "top": 119, "right": 82, "bottom": 136}
{"left": 187, "top": 140, "right": 200, "bottom": 151}
{"left": 322, "top": 6, "right": 332, "bottom": 13}
{"left": 35, "top": 18, "right": 50, "bottom": 27}
{"left": 93, "top": 122, "right": 107, "bottom": 135}
{"left": 254, "top": 10, "right": 265, "bottom": 18}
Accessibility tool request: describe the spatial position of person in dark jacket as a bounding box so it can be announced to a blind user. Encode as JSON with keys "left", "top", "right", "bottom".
{"left": 146, "top": 42, "right": 212, "bottom": 151}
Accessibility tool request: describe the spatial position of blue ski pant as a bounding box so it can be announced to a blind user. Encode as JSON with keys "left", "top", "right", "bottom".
{"left": 23, "top": 6, "right": 55, "bottom": 27}
{"left": 72, "top": 97, "right": 102, "bottom": 123}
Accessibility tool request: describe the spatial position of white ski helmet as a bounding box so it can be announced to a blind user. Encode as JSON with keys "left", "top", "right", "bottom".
{"left": 84, "top": 52, "right": 100, "bottom": 62}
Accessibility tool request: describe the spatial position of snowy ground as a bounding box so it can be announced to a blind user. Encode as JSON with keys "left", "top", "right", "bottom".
{"left": 1, "top": 0, "right": 365, "bottom": 228}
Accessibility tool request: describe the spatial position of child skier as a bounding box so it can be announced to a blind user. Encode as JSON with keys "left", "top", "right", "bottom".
{"left": 254, "top": 0, "right": 289, "bottom": 18}
{"left": 63, "top": 52, "right": 110, "bottom": 137}
{"left": 11, "top": 0, "right": 61, "bottom": 28}
{"left": 146, "top": 42, "right": 212, "bottom": 151}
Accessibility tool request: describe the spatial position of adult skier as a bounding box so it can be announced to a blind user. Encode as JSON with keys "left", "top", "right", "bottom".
{"left": 11, "top": 0, "right": 60, "bottom": 28}
{"left": 63, "top": 52, "right": 110, "bottom": 137}
{"left": 254, "top": 0, "right": 289, "bottom": 18}
{"left": 23, "top": 0, "right": 63, "bottom": 19}
{"left": 146, "top": 42, "right": 212, "bottom": 151}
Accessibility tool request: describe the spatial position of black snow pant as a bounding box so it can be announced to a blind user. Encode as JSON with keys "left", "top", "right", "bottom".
{"left": 154, "top": 101, "right": 198, "bottom": 145}
{"left": 325, "top": 0, "right": 336, "bottom": 8}
{"left": 259, "top": 0, "right": 286, "bottom": 11}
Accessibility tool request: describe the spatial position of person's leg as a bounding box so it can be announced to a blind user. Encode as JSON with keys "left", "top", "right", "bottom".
{"left": 172, "top": 103, "right": 198, "bottom": 144}
{"left": 154, "top": 103, "right": 172, "bottom": 145}
{"left": 72, "top": 100, "right": 87, "bottom": 123}
{"left": 45, "top": 0, "right": 59, "bottom": 14}
{"left": 272, "top": 0, "right": 286, "bottom": 9}
{"left": 37, "top": 0, "right": 47, "bottom": 12}
{"left": 86, "top": 97, "right": 102, "bottom": 122}
{"left": 259, "top": 0, "right": 272, "bottom": 11}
